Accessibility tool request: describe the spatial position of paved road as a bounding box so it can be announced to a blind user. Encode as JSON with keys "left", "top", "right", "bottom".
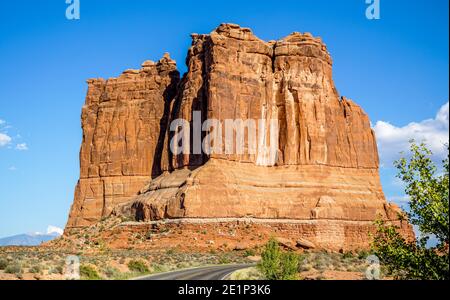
{"left": 137, "top": 264, "right": 253, "bottom": 280}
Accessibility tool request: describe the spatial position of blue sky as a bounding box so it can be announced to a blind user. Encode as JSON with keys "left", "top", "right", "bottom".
{"left": 0, "top": 0, "right": 448, "bottom": 237}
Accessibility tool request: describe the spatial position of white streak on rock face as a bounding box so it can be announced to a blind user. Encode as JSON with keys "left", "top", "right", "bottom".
{"left": 256, "top": 116, "right": 279, "bottom": 166}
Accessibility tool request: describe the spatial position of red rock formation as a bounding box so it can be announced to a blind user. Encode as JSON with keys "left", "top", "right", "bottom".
{"left": 66, "top": 24, "right": 413, "bottom": 250}
{"left": 66, "top": 55, "right": 179, "bottom": 227}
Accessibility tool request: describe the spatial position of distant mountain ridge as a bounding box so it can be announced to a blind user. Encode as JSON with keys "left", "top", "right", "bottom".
{"left": 0, "top": 232, "right": 60, "bottom": 247}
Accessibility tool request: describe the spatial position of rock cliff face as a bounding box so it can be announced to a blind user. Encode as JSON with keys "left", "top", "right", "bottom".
{"left": 66, "top": 24, "right": 412, "bottom": 249}
{"left": 66, "top": 55, "right": 179, "bottom": 227}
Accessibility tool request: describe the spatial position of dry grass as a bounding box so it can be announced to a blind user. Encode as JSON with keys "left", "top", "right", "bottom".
{"left": 0, "top": 247, "right": 248, "bottom": 280}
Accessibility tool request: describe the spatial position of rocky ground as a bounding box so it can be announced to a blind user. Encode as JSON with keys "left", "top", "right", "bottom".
{"left": 0, "top": 247, "right": 250, "bottom": 280}
{"left": 229, "top": 250, "right": 380, "bottom": 280}
{"left": 0, "top": 216, "right": 386, "bottom": 280}
{"left": 50, "top": 216, "right": 379, "bottom": 253}
{"left": 0, "top": 246, "right": 380, "bottom": 280}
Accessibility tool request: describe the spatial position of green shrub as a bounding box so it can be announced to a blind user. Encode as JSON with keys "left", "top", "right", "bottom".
{"left": 49, "top": 265, "right": 64, "bottom": 275}
{"left": 258, "top": 238, "right": 299, "bottom": 280}
{"left": 313, "top": 260, "right": 328, "bottom": 272}
{"left": 80, "top": 265, "right": 102, "bottom": 280}
{"left": 102, "top": 266, "right": 120, "bottom": 279}
{"left": 342, "top": 251, "right": 353, "bottom": 259}
{"left": 279, "top": 252, "right": 300, "bottom": 280}
{"left": 5, "top": 263, "right": 22, "bottom": 275}
{"left": 127, "top": 260, "right": 149, "bottom": 273}
{"left": 151, "top": 264, "right": 163, "bottom": 273}
{"left": 218, "top": 256, "right": 231, "bottom": 264}
{"left": 258, "top": 239, "right": 281, "bottom": 279}
{"left": 357, "top": 250, "right": 369, "bottom": 260}
{"left": 243, "top": 249, "right": 256, "bottom": 257}
{"left": 29, "top": 265, "right": 41, "bottom": 274}
{"left": 0, "top": 258, "right": 8, "bottom": 270}
{"left": 372, "top": 142, "right": 449, "bottom": 280}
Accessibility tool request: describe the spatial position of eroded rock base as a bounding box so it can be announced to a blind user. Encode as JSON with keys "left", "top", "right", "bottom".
{"left": 62, "top": 217, "right": 413, "bottom": 252}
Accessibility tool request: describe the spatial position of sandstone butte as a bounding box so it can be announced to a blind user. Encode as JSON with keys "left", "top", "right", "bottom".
{"left": 65, "top": 24, "right": 413, "bottom": 251}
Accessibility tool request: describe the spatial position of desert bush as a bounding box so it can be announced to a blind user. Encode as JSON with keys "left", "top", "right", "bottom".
{"left": 258, "top": 238, "right": 299, "bottom": 280}
{"left": 357, "top": 250, "right": 370, "bottom": 260}
{"left": 49, "top": 265, "right": 64, "bottom": 275}
{"left": 29, "top": 265, "right": 41, "bottom": 274}
{"left": 280, "top": 252, "right": 300, "bottom": 280}
{"left": 5, "top": 263, "right": 22, "bottom": 275}
{"left": 144, "top": 231, "right": 152, "bottom": 240}
{"left": 0, "top": 258, "right": 8, "bottom": 270}
{"left": 80, "top": 264, "right": 102, "bottom": 280}
{"left": 218, "top": 255, "right": 231, "bottom": 264}
{"left": 313, "top": 260, "right": 328, "bottom": 272}
{"left": 299, "top": 263, "right": 312, "bottom": 272}
{"left": 342, "top": 251, "right": 353, "bottom": 259}
{"left": 151, "top": 264, "right": 163, "bottom": 273}
{"left": 127, "top": 260, "right": 149, "bottom": 273}
{"left": 176, "top": 262, "right": 192, "bottom": 269}
{"left": 151, "top": 263, "right": 171, "bottom": 273}
{"left": 231, "top": 267, "right": 264, "bottom": 280}
{"left": 243, "top": 249, "right": 256, "bottom": 257}
{"left": 102, "top": 265, "right": 120, "bottom": 279}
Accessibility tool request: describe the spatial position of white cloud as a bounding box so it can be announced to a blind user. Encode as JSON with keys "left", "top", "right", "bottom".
{"left": 388, "top": 195, "right": 410, "bottom": 205}
{"left": 46, "top": 225, "right": 63, "bottom": 236}
{"left": 0, "top": 119, "right": 11, "bottom": 130}
{"left": 1, "top": 120, "right": 28, "bottom": 150}
{"left": 15, "top": 143, "right": 28, "bottom": 151}
{"left": 29, "top": 231, "right": 43, "bottom": 236}
{"left": 0, "top": 133, "right": 12, "bottom": 147}
{"left": 373, "top": 102, "right": 449, "bottom": 166}
{"left": 8, "top": 166, "right": 17, "bottom": 171}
